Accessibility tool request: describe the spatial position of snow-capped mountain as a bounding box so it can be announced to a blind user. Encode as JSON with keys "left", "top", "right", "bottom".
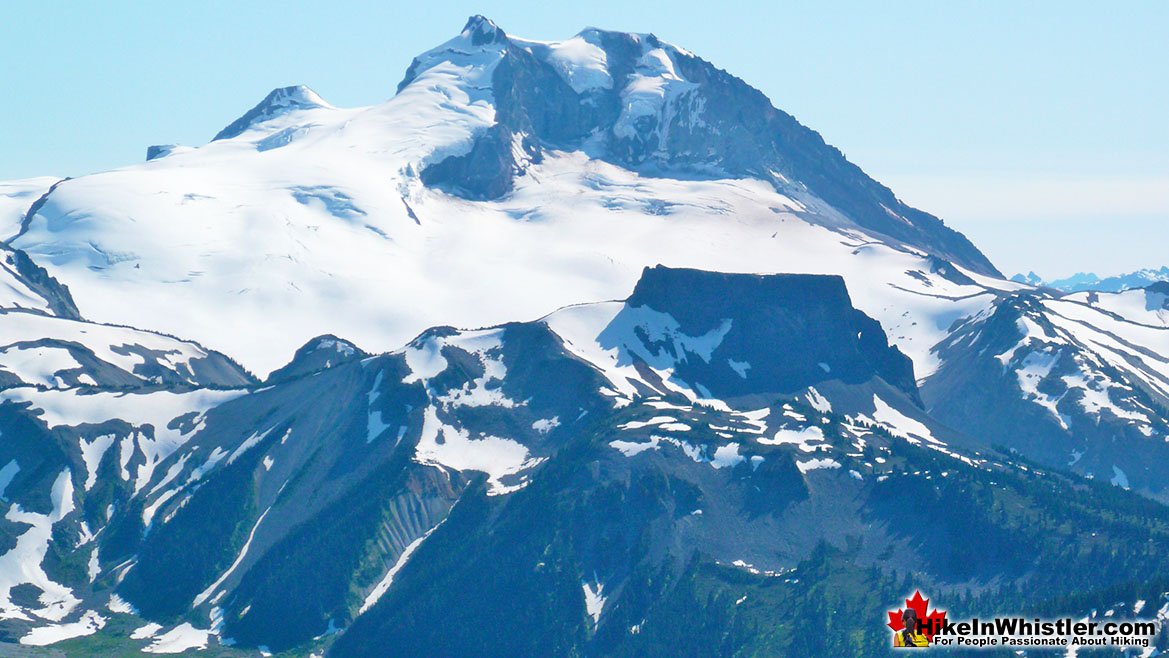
{"left": 923, "top": 284, "right": 1169, "bottom": 495}
{"left": 0, "top": 178, "right": 58, "bottom": 241}
{"left": 3, "top": 267, "right": 1167, "bottom": 656}
{"left": 0, "top": 15, "right": 1166, "bottom": 657}
{"left": 1012, "top": 266, "right": 1169, "bottom": 292}
{"left": 7, "top": 16, "right": 1007, "bottom": 378}
{"left": 0, "top": 245, "right": 250, "bottom": 392}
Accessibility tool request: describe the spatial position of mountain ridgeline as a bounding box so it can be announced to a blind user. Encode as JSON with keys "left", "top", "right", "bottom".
{"left": 411, "top": 16, "right": 998, "bottom": 277}
{"left": 0, "top": 14, "right": 1166, "bottom": 658}
{"left": 1012, "top": 266, "right": 1169, "bottom": 293}
{"left": 0, "top": 266, "right": 1166, "bottom": 655}
{"left": 623, "top": 266, "right": 919, "bottom": 403}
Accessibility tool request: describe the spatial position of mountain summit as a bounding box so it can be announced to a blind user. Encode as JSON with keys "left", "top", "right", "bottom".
{"left": 213, "top": 85, "right": 332, "bottom": 141}
{"left": 403, "top": 17, "right": 996, "bottom": 276}
{"left": 1, "top": 15, "right": 1168, "bottom": 658}
{"left": 1011, "top": 265, "right": 1169, "bottom": 292}
{"left": 8, "top": 18, "right": 1005, "bottom": 375}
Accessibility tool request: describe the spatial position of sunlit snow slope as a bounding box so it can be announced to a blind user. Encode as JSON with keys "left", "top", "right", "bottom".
{"left": 0, "top": 16, "right": 1167, "bottom": 656}
{"left": 9, "top": 17, "right": 1004, "bottom": 378}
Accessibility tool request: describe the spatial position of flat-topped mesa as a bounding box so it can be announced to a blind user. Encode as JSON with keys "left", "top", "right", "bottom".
{"left": 620, "top": 265, "right": 920, "bottom": 402}
{"left": 213, "top": 85, "right": 331, "bottom": 141}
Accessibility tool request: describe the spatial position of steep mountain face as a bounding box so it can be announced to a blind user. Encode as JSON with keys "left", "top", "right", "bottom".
{"left": 0, "top": 14, "right": 1166, "bottom": 658}
{"left": 0, "top": 309, "right": 253, "bottom": 390}
{"left": 6, "top": 17, "right": 1007, "bottom": 377}
{"left": 615, "top": 266, "right": 919, "bottom": 403}
{"left": 922, "top": 285, "right": 1169, "bottom": 497}
{"left": 264, "top": 334, "right": 367, "bottom": 385}
{"left": 3, "top": 248, "right": 80, "bottom": 320}
{"left": 212, "top": 86, "right": 333, "bottom": 142}
{"left": 414, "top": 17, "right": 996, "bottom": 276}
{"left": 0, "top": 244, "right": 250, "bottom": 393}
{"left": 0, "top": 267, "right": 1166, "bottom": 656}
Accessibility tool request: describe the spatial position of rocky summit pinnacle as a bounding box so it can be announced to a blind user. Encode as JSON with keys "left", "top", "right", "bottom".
{"left": 462, "top": 14, "right": 507, "bottom": 45}
{"left": 213, "top": 84, "right": 331, "bottom": 141}
{"left": 399, "top": 17, "right": 998, "bottom": 276}
{"left": 0, "top": 13, "right": 1166, "bottom": 658}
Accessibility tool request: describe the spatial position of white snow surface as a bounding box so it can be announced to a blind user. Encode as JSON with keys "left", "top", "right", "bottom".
{"left": 1065, "top": 288, "right": 1169, "bottom": 328}
{"left": 79, "top": 434, "right": 116, "bottom": 490}
{"left": 395, "top": 327, "right": 542, "bottom": 495}
{"left": 582, "top": 580, "right": 606, "bottom": 626}
{"left": 0, "top": 252, "right": 56, "bottom": 314}
{"left": 360, "top": 518, "right": 446, "bottom": 614}
{"left": 143, "top": 622, "right": 214, "bottom": 653}
{"left": 797, "top": 458, "right": 842, "bottom": 473}
{"left": 0, "top": 310, "right": 228, "bottom": 389}
{"left": 19, "top": 610, "right": 106, "bottom": 646}
{"left": 0, "top": 470, "right": 78, "bottom": 621}
{"left": 131, "top": 622, "right": 163, "bottom": 639}
{"left": 415, "top": 406, "right": 539, "bottom": 496}
{"left": 987, "top": 293, "right": 1169, "bottom": 433}
{"left": 868, "top": 395, "right": 939, "bottom": 445}
{"left": 516, "top": 33, "right": 614, "bottom": 93}
{"left": 5, "top": 21, "right": 1008, "bottom": 380}
{"left": 3, "top": 387, "right": 244, "bottom": 496}
{"left": 0, "top": 176, "right": 56, "bottom": 240}
{"left": 758, "top": 426, "right": 825, "bottom": 449}
{"left": 0, "top": 460, "right": 19, "bottom": 499}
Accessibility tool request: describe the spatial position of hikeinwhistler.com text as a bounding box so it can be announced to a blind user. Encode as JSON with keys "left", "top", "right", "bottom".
{"left": 921, "top": 616, "right": 1159, "bottom": 649}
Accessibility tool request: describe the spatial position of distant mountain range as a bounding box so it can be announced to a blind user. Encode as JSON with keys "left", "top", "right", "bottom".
{"left": 1012, "top": 265, "right": 1169, "bottom": 292}
{"left": 0, "top": 15, "right": 1165, "bottom": 657}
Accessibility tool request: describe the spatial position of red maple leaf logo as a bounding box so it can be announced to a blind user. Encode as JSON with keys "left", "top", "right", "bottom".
{"left": 887, "top": 591, "right": 947, "bottom": 641}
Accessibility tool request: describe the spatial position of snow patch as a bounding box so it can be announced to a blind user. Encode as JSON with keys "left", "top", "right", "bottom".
{"left": 797, "top": 458, "right": 841, "bottom": 473}
{"left": 79, "top": 434, "right": 116, "bottom": 491}
{"left": 870, "top": 395, "right": 940, "bottom": 445}
{"left": 360, "top": 518, "right": 446, "bottom": 614}
{"left": 143, "top": 623, "right": 214, "bottom": 654}
{"left": 582, "top": 580, "right": 606, "bottom": 626}
{"left": 1111, "top": 466, "right": 1130, "bottom": 490}
{"left": 20, "top": 610, "right": 105, "bottom": 646}
{"left": 0, "top": 469, "right": 78, "bottom": 621}
{"left": 414, "top": 406, "right": 541, "bottom": 496}
{"left": 758, "top": 426, "right": 824, "bottom": 449}
{"left": 727, "top": 358, "right": 751, "bottom": 378}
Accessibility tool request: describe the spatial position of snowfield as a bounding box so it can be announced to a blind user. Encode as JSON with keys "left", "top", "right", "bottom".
{"left": 7, "top": 23, "right": 1018, "bottom": 379}
{"left": 0, "top": 16, "right": 1164, "bottom": 653}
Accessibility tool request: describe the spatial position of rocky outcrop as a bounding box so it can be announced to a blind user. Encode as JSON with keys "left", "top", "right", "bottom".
{"left": 409, "top": 16, "right": 999, "bottom": 277}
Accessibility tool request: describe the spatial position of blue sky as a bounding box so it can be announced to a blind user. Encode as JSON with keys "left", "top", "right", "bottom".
{"left": 1, "top": 1, "right": 1165, "bottom": 277}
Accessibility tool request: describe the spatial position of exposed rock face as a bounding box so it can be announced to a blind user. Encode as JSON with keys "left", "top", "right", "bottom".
{"left": 3, "top": 247, "right": 80, "bottom": 319}
{"left": 407, "top": 16, "right": 998, "bottom": 276}
{"left": 212, "top": 85, "right": 331, "bottom": 141}
{"left": 923, "top": 290, "right": 1169, "bottom": 497}
{"left": 620, "top": 266, "right": 920, "bottom": 403}
{"left": 2, "top": 15, "right": 1168, "bottom": 657}
{"left": 0, "top": 264, "right": 1166, "bottom": 655}
{"left": 265, "top": 334, "right": 368, "bottom": 385}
